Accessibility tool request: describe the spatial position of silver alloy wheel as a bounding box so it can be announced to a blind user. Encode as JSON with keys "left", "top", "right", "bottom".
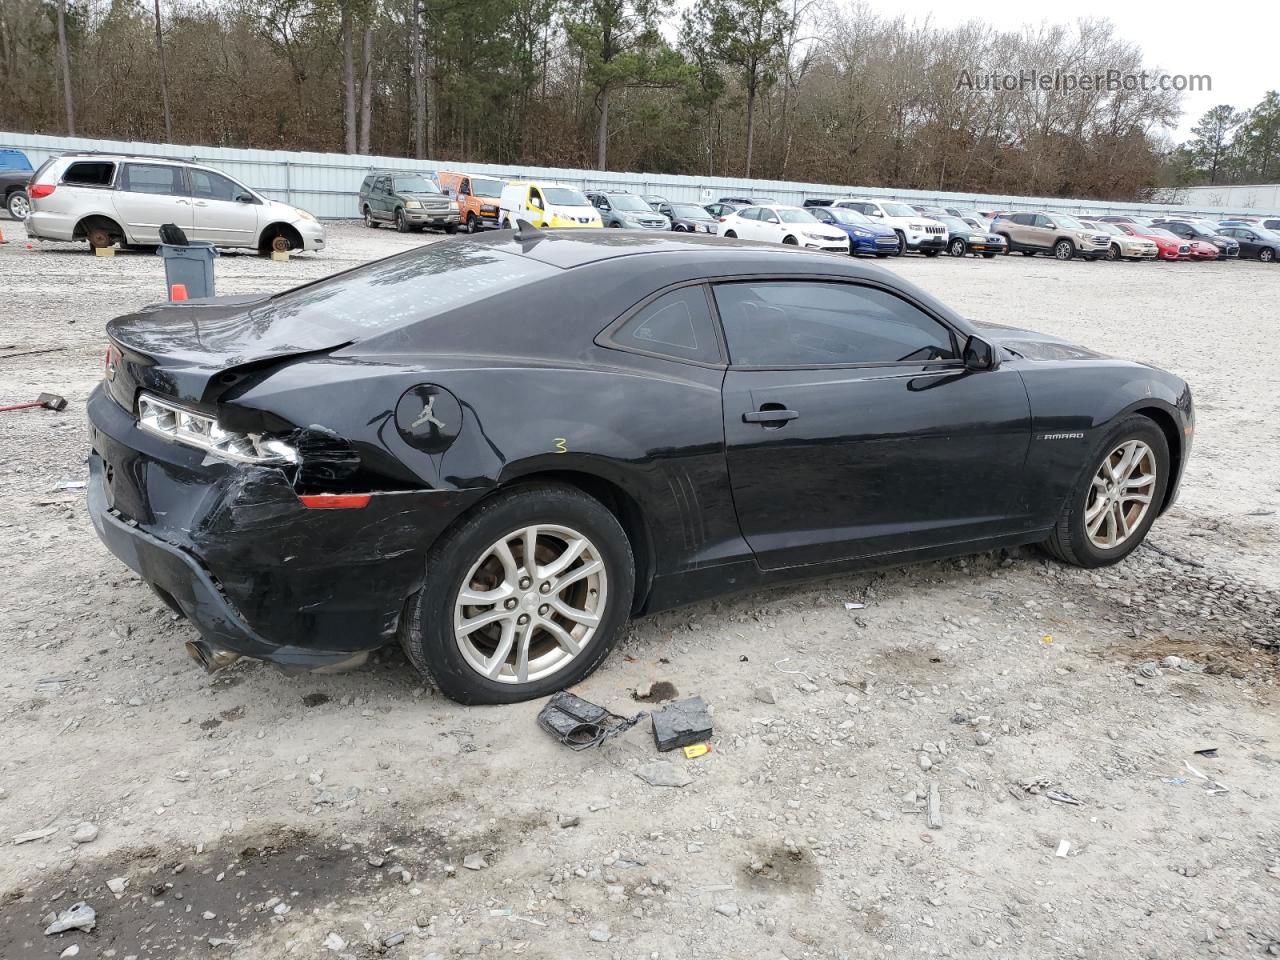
{"left": 453, "top": 523, "right": 607, "bottom": 685}
{"left": 364, "top": 207, "right": 375, "bottom": 228}
{"left": 9, "top": 192, "right": 30, "bottom": 220}
{"left": 1084, "top": 439, "right": 1158, "bottom": 549}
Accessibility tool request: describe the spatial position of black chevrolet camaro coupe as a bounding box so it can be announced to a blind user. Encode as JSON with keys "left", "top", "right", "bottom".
{"left": 88, "top": 228, "right": 1193, "bottom": 703}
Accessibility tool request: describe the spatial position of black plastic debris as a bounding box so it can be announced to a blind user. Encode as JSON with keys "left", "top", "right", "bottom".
{"left": 537, "top": 691, "right": 645, "bottom": 751}
{"left": 652, "top": 696, "right": 713, "bottom": 752}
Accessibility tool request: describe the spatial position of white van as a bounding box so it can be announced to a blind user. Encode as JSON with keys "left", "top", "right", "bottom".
{"left": 498, "top": 181, "right": 601, "bottom": 229}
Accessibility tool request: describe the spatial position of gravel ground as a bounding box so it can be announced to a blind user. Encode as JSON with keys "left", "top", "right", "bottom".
{"left": 1, "top": 220, "right": 1278, "bottom": 960}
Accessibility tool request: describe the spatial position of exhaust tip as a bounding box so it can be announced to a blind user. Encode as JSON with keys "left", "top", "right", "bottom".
{"left": 185, "top": 639, "right": 241, "bottom": 674}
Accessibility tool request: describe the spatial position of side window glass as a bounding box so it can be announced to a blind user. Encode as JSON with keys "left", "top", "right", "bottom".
{"left": 713, "top": 281, "right": 958, "bottom": 368}
{"left": 608, "top": 287, "right": 722, "bottom": 365}
{"left": 189, "top": 170, "right": 241, "bottom": 202}
{"left": 63, "top": 161, "right": 115, "bottom": 186}
{"left": 122, "top": 164, "right": 184, "bottom": 196}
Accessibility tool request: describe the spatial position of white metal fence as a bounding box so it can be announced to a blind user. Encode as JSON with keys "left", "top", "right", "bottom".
{"left": 4, "top": 130, "right": 1277, "bottom": 221}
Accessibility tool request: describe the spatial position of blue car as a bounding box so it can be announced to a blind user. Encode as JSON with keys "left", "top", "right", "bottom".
{"left": 809, "top": 205, "right": 900, "bottom": 257}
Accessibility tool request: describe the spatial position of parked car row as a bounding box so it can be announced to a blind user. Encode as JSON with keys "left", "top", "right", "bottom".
{"left": 5, "top": 145, "right": 1280, "bottom": 264}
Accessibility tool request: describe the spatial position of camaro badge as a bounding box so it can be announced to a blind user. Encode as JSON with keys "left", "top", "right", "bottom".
{"left": 1041, "top": 432, "right": 1085, "bottom": 440}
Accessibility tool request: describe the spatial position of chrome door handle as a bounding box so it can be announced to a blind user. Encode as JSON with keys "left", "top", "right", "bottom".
{"left": 194, "top": 201, "right": 209, "bottom": 207}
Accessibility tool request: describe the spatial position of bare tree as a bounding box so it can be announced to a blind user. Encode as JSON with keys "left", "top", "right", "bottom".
{"left": 56, "top": 0, "right": 75, "bottom": 135}
{"left": 342, "top": 2, "right": 357, "bottom": 152}
{"left": 359, "top": 17, "right": 374, "bottom": 153}
{"left": 154, "top": 0, "right": 173, "bottom": 141}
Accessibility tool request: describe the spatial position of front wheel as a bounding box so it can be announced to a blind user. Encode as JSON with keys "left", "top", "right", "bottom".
{"left": 399, "top": 483, "right": 635, "bottom": 704}
{"left": 892, "top": 231, "right": 906, "bottom": 256}
{"left": 782, "top": 235, "right": 798, "bottom": 245}
{"left": 1107, "top": 244, "right": 1120, "bottom": 261}
{"left": 466, "top": 214, "right": 480, "bottom": 234}
{"left": 395, "top": 208, "right": 411, "bottom": 233}
{"left": 7, "top": 190, "right": 30, "bottom": 220}
{"left": 948, "top": 238, "right": 966, "bottom": 257}
{"left": 981, "top": 252, "right": 996, "bottom": 259}
{"left": 922, "top": 248, "right": 940, "bottom": 258}
{"left": 1040, "top": 415, "right": 1170, "bottom": 568}
{"left": 1054, "top": 239, "right": 1075, "bottom": 260}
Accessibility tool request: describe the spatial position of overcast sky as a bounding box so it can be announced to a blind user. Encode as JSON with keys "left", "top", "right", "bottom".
{"left": 857, "top": 0, "right": 1275, "bottom": 139}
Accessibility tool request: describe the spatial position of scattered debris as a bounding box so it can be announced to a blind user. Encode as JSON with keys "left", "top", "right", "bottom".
{"left": 463, "top": 853, "right": 487, "bottom": 871}
{"left": 753, "top": 686, "right": 776, "bottom": 704}
{"left": 715, "top": 901, "right": 741, "bottom": 917}
{"left": 1184, "top": 760, "right": 1230, "bottom": 795}
{"left": 843, "top": 601, "right": 865, "bottom": 610}
{"left": 323, "top": 932, "right": 347, "bottom": 951}
{"left": 13, "top": 826, "right": 57, "bottom": 845}
{"left": 105, "top": 877, "right": 128, "bottom": 895}
{"left": 631, "top": 680, "right": 678, "bottom": 702}
{"left": 683, "top": 743, "right": 711, "bottom": 760}
{"left": 0, "top": 391, "right": 67, "bottom": 413}
{"left": 558, "top": 815, "right": 581, "bottom": 828}
{"left": 634, "top": 761, "right": 693, "bottom": 788}
{"left": 927, "top": 784, "right": 943, "bottom": 830}
{"left": 1193, "top": 747, "right": 1219, "bottom": 758}
{"left": 71, "top": 822, "right": 99, "bottom": 844}
{"left": 1044, "top": 790, "right": 1084, "bottom": 806}
{"left": 44, "top": 902, "right": 96, "bottom": 935}
{"left": 1055, "top": 840, "right": 1070, "bottom": 858}
{"left": 537, "top": 691, "right": 645, "bottom": 751}
{"left": 652, "top": 696, "right": 713, "bottom": 752}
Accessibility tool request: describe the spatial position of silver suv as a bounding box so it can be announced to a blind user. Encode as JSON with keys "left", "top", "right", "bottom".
{"left": 24, "top": 153, "right": 325, "bottom": 253}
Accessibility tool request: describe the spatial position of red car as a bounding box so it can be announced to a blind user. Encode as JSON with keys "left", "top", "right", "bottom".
{"left": 1187, "top": 239, "right": 1219, "bottom": 261}
{"left": 1118, "top": 224, "right": 1190, "bottom": 260}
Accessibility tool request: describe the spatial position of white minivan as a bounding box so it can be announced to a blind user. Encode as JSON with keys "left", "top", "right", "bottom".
{"left": 497, "top": 181, "right": 601, "bottom": 230}
{"left": 24, "top": 153, "right": 325, "bottom": 253}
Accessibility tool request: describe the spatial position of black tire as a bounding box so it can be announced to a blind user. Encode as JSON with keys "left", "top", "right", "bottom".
{"left": 1040, "top": 414, "right": 1170, "bottom": 568}
{"left": 1261, "top": 247, "right": 1276, "bottom": 263}
{"left": 875, "top": 252, "right": 891, "bottom": 258}
{"left": 445, "top": 223, "right": 458, "bottom": 235}
{"left": 1021, "top": 250, "right": 1036, "bottom": 257}
{"left": 1107, "top": 244, "right": 1120, "bottom": 262}
{"left": 466, "top": 213, "right": 479, "bottom": 234}
{"left": 922, "top": 248, "right": 940, "bottom": 257}
{"left": 981, "top": 252, "right": 996, "bottom": 259}
{"left": 723, "top": 230, "right": 737, "bottom": 239}
{"left": 501, "top": 217, "right": 512, "bottom": 230}
{"left": 7, "top": 190, "right": 30, "bottom": 220}
{"left": 892, "top": 230, "right": 906, "bottom": 256}
{"left": 948, "top": 238, "right": 966, "bottom": 257}
{"left": 782, "top": 235, "right": 798, "bottom": 245}
{"left": 1054, "top": 239, "right": 1075, "bottom": 260}
{"left": 363, "top": 206, "right": 379, "bottom": 229}
{"left": 608, "top": 221, "right": 621, "bottom": 227}
{"left": 399, "top": 483, "right": 636, "bottom": 705}
{"left": 395, "top": 208, "right": 411, "bottom": 233}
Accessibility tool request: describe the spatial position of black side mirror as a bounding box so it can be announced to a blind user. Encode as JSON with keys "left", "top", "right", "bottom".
{"left": 963, "top": 335, "right": 1000, "bottom": 371}
{"left": 235, "top": 193, "right": 254, "bottom": 203}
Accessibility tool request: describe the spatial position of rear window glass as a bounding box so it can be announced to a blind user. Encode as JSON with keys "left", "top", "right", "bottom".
{"left": 0, "top": 150, "right": 32, "bottom": 172}
{"left": 250, "top": 243, "right": 558, "bottom": 345}
{"left": 63, "top": 161, "right": 116, "bottom": 186}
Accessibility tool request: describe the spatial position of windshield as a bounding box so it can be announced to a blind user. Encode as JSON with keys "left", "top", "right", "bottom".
{"left": 1146, "top": 228, "right": 1179, "bottom": 240}
{"left": 1054, "top": 214, "right": 1086, "bottom": 230}
{"left": 544, "top": 187, "right": 589, "bottom": 206}
{"left": 257, "top": 244, "right": 557, "bottom": 344}
{"left": 825, "top": 207, "right": 873, "bottom": 226}
{"left": 778, "top": 208, "right": 819, "bottom": 223}
{"left": 938, "top": 217, "right": 970, "bottom": 231}
{"left": 608, "top": 194, "right": 654, "bottom": 212}
{"left": 469, "top": 177, "right": 504, "bottom": 197}
{"left": 1089, "top": 221, "right": 1122, "bottom": 235}
{"left": 670, "top": 203, "right": 711, "bottom": 219}
{"left": 393, "top": 175, "right": 439, "bottom": 194}
{"left": 882, "top": 202, "right": 917, "bottom": 217}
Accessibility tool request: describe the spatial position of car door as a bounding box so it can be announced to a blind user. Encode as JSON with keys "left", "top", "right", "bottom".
{"left": 528, "top": 185, "right": 546, "bottom": 225}
{"left": 374, "top": 177, "right": 393, "bottom": 221}
{"left": 111, "top": 162, "right": 194, "bottom": 243}
{"left": 716, "top": 278, "right": 1033, "bottom": 569}
{"left": 188, "top": 168, "right": 261, "bottom": 246}
{"left": 757, "top": 207, "right": 783, "bottom": 242}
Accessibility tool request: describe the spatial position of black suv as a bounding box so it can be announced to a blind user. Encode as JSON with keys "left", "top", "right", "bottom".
{"left": 358, "top": 171, "right": 459, "bottom": 233}
{"left": 1, "top": 148, "right": 33, "bottom": 220}
{"left": 1154, "top": 219, "right": 1239, "bottom": 258}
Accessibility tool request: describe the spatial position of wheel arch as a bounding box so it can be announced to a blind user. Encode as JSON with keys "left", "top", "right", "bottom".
{"left": 259, "top": 221, "right": 303, "bottom": 251}
{"left": 74, "top": 213, "right": 125, "bottom": 243}
{"left": 463, "top": 467, "right": 657, "bottom": 616}
{"left": 1130, "top": 404, "right": 1183, "bottom": 515}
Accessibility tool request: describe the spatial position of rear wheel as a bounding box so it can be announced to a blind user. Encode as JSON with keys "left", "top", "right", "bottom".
{"left": 7, "top": 190, "right": 29, "bottom": 220}
{"left": 399, "top": 483, "right": 635, "bottom": 704}
{"left": 723, "top": 230, "right": 737, "bottom": 239}
{"left": 1261, "top": 247, "right": 1276, "bottom": 262}
{"left": 396, "top": 208, "right": 411, "bottom": 233}
{"left": 363, "top": 206, "right": 378, "bottom": 229}
{"left": 1041, "top": 415, "right": 1169, "bottom": 568}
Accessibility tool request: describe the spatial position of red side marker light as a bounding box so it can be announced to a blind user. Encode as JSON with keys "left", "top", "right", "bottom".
{"left": 298, "top": 493, "right": 372, "bottom": 509}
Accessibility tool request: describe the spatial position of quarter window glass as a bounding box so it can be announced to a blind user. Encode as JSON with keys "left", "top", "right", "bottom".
{"left": 122, "top": 164, "right": 184, "bottom": 196}
{"left": 610, "top": 287, "right": 721, "bottom": 364}
{"left": 714, "top": 281, "right": 957, "bottom": 367}
{"left": 189, "top": 170, "right": 241, "bottom": 201}
{"left": 63, "top": 161, "right": 115, "bottom": 186}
